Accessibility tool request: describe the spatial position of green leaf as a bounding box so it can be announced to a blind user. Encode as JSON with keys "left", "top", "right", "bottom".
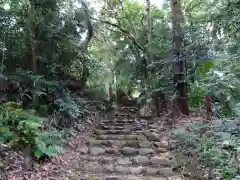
{"left": 34, "top": 150, "right": 43, "bottom": 159}
{"left": 43, "top": 146, "right": 60, "bottom": 157}
{"left": 0, "top": 126, "right": 10, "bottom": 133}
{"left": 198, "top": 60, "right": 215, "bottom": 77}
{"left": 152, "top": 11, "right": 161, "bottom": 16}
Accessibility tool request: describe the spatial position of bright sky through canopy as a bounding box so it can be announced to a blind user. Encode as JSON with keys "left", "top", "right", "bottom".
{"left": 87, "top": 0, "right": 164, "bottom": 9}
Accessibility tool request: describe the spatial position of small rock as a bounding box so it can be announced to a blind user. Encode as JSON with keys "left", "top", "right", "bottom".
{"left": 148, "top": 124, "right": 157, "bottom": 129}
{"left": 154, "top": 142, "right": 161, "bottom": 147}
{"left": 105, "top": 147, "right": 119, "bottom": 154}
{"left": 0, "top": 161, "right": 4, "bottom": 169}
{"left": 148, "top": 132, "right": 160, "bottom": 141}
{"left": 133, "top": 156, "right": 150, "bottom": 166}
{"left": 85, "top": 161, "right": 102, "bottom": 172}
{"left": 159, "top": 167, "right": 175, "bottom": 176}
{"left": 89, "top": 147, "right": 105, "bottom": 155}
{"left": 78, "top": 147, "right": 88, "bottom": 154}
{"left": 145, "top": 167, "right": 159, "bottom": 175}
{"left": 117, "top": 157, "right": 132, "bottom": 165}
{"left": 156, "top": 147, "right": 168, "bottom": 153}
{"left": 167, "top": 176, "right": 181, "bottom": 180}
{"left": 126, "top": 141, "right": 138, "bottom": 147}
{"left": 138, "top": 148, "right": 154, "bottom": 155}
{"left": 151, "top": 156, "right": 172, "bottom": 166}
{"left": 130, "top": 166, "right": 145, "bottom": 174}
{"left": 117, "top": 135, "right": 125, "bottom": 140}
{"left": 159, "top": 140, "right": 171, "bottom": 149}
{"left": 135, "top": 126, "right": 142, "bottom": 130}
{"left": 101, "top": 157, "right": 113, "bottom": 164}
{"left": 121, "top": 147, "right": 138, "bottom": 155}
{"left": 125, "top": 135, "right": 137, "bottom": 140}
{"left": 115, "top": 166, "right": 130, "bottom": 174}
{"left": 105, "top": 165, "right": 115, "bottom": 173}
{"left": 127, "top": 176, "right": 141, "bottom": 180}
{"left": 122, "top": 129, "right": 132, "bottom": 134}
{"left": 105, "top": 176, "right": 121, "bottom": 180}
{"left": 88, "top": 140, "right": 102, "bottom": 146}
{"left": 95, "top": 129, "right": 105, "bottom": 135}
{"left": 98, "top": 135, "right": 108, "bottom": 140}
{"left": 137, "top": 135, "right": 147, "bottom": 141}
{"left": 142, "top": 130, "right": 151, "bottom": 137}
{"left": 102, "top": 140, "right": 113, "bottom": 147}
{"left": 142, "top": 130, "right": 159, "bottom": 141}
{"left": 138, "top": 141, "right": 152, "bottom": 148}
{"left": 161, "top": 152, "right": 173, "bottom": 159}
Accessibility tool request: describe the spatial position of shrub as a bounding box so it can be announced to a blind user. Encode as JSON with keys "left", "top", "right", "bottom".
{"left": 173, "top": 119, "right": 240, "bottom": 179}
{"left": 0, "top": 102, "right": 63, "bottom": 159}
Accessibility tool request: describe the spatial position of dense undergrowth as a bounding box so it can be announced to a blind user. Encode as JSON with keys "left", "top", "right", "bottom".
{"left": 0, "top": 70, "right": 105, "bottom": 160}
{"left": 173, "top": 115, "right": 240, "bottom": 180}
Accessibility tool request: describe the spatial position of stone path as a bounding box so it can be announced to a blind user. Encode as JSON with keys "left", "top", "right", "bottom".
{"left": 78, "top": 107, "right": 182, "bottom": 180}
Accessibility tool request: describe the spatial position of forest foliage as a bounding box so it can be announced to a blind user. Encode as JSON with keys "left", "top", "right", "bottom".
{"left": 0, "top": 0, "right": 240, "bottom": 178}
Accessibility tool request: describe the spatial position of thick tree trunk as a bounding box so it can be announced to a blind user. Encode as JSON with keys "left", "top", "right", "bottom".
{"left": 30, "top": 32, "right": 37, "bottom": 73}
{"left": 205, "top": 96, "right": 212, "bottom": 120}
{"left": 171, "top": 0, "right": 189, "bottom": 116}
{"left": 27, "top": 0, "right": 38, "bottom": 73}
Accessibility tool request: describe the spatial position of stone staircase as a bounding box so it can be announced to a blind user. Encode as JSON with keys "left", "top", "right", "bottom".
{"left": 81, "top": 108, "right": 180, "bottom": 180}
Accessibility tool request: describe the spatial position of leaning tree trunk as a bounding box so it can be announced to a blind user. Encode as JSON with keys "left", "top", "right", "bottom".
{"left": 78, "top": 0, "right": 93, "bottom": 88}
{"left": 171, "top": 0, "right": 189, "bottom": 116}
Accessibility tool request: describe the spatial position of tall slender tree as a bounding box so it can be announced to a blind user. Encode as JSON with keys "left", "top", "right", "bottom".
{"left": 171, "top": 0, "right": 189, "bottom": 116}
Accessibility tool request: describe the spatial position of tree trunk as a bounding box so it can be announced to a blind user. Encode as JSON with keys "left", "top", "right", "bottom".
{"left": 171, "top": 0, "right": 189, "bottom": 116}
{"left": 145, "top": 0, "right": 152, "bottom": 65}
{"left": 78, "top": 0, "right": 93, "bottom": 88}
{"left": 27, "top": 0, "right": 38, "bottom": 73}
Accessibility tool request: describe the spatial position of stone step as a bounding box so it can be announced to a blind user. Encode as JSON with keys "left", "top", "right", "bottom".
{"left": 101, "top": 120, "right": 136, "bottom": 124}
{"left": 88, "top": 139, "right": 151, "bottom": 148}
{"left": 97, "top": 124, "right": 144, "bottom": 131}
{"left": 82, "top": 154, "right": 176, "bottom": 168}
{"left": 88, "top": 146, "right": 175, "bottom": 158}
{"left": 88, "top": 146, "right": 155, "bottom": 156}
{"left": 100, "top": 122, "right": 139, "bottom": 127}
{"left": 80, "top": 172, "right": 175, "bottom": 180}
{"left": 81, "top": 160, "right": 177, "bottom": 177}
{"left": 87, "top": 140, "right": 169, "bottom": 152}
{"left": 116, "top": 107, "right": 139, "bottom": 111}
{"left": 96, "top": 134, "right": 148, "bottom": 141}
{"left": 94, "top": 129, "right": 143, "bottom": 135}
{"left": 113, "top": 114, "right": 136, "bottom": 118}
{"left": 99, "top": 121, "right": 156, "bottom": 127}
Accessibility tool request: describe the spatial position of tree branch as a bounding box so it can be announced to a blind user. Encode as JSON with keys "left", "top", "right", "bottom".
{"left": 92, "top": 17, "right": 144, "bottom": 52}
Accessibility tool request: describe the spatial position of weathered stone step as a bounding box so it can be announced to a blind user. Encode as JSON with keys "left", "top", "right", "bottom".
{"left": 95, "top": 130, "right": 164, "bottom": 141}
{"left": 113, "top": 114, "right": 136, "bottom": 117}
{"left": 96, "top": 134, "right": 148, "bottom": 141}
{"left": 88, "top": 146, "right": 175, "bottom": 159}
{"left": 88, "top": 146, "right": 154, "bottom": 156}
{"left": 82, "top": 153, "right": 176, "bottom": 168}
{"left": 81, "top": 159, "right": 177, "bottom": 177}
{"left": 116, "top": 107, "right": 139, "bottom": 111}
{"left": 80, "top": 172, "right": 174, "bottom": 180}
{"left": 97, "top": 124, "right": 143, "bottom": 131}
{"left": 87, "top": 139, "right": 169, "bottom": 152}
{"left": 101, "top": 120, "right": 136, "bottom": 124}
{"left": 100, "top": 122, "right": 139, "bottom": 127}
{"left": 94, "top": 129, "right": 143, "bottom": 135}
{"left": 88, "top": 139, "right": 151, "bottom": 148}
